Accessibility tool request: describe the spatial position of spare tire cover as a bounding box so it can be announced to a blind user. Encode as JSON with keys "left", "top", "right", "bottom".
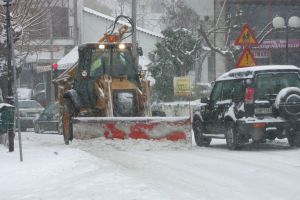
{"left": 275, "top": 87, "right": 300, "bottom": 119}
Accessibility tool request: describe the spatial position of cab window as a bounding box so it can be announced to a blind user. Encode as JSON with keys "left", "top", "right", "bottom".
{"left": 90, "top": 51, "right": 108, "bottom": 77}
{"left": 221, "top": 80, "right": 233, "bottom": 100}
{"left": 111, "top": 50, "right": 134, "bottom": 77}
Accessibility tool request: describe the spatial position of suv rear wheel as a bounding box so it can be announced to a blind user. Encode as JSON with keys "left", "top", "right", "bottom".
{"left": 192, "top": 118, "right": 211, "bottom": 147}
{"left": 225, "top": 121, "right": 241, "bottom": 150}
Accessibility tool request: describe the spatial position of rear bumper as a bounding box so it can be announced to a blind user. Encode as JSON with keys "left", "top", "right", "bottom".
{"left": 19, "top": 117, "right": 35, "bottom": 128}
{"left": 237, "top": 117, "right": 300, "bottom": 128}
{"left": 37, "top": 121, "right": 58, "bottom": 132}
{"left": 236, "top": 117, "right": 300, "bottom": 139}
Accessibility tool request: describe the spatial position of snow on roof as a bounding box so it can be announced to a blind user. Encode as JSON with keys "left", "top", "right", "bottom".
{"left": 83, "top": 7, "right": 164, "bottom": 39}
{"left": 56, "top": 47, "right": 152, "bottom": 72}
{"left": 57, "top": 46, "right": 78, "bottom": 70}
{"left": 17, "top": 88, "right": 33, "bottom": 100}
{"left": 0, "top": 103, "right": 14, "bottom": 109}
{"left": 217, "top": 65, "right": 300, "bottom": 81}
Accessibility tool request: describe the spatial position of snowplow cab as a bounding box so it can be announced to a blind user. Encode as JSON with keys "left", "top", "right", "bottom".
{"left": 71, "top": 42, "right": 148, "bottom": 117}
{"left": 77, "top": 43, "right": 138, "bottom": 83}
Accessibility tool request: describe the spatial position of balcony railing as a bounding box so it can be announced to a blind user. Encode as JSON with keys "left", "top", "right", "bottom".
{"left": 29, "top": 26, "right": 73, "bottom": 40}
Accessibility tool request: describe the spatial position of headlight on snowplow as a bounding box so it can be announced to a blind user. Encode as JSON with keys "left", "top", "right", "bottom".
{"left": 118, "top": 43, "right": 126, "bottom": 50}
{"left": 99, "top": 44, "right": 105, "bottom": 50}
{"left": 81, "top": 70, "right": 88, "bottom": 77}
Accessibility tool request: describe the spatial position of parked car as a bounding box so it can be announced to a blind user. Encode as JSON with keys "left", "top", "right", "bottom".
{"left": 192, "top": 65, "right": 300, "bottom": 150}
{"left": 33, "top": 103, "right": 60, "bottom": 134}
{"left": 18, "top": 100, "right": 44, "bottom": 131}
{"left": 32, "top": 83, "right": 47, "bottom": 107}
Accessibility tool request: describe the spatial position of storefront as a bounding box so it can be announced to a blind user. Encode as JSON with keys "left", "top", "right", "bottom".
{"left": 253, "top": 39, "right": 300, "bottom": 66}
{"left": 226, "top": 0, "right": 300, "bottom": 67}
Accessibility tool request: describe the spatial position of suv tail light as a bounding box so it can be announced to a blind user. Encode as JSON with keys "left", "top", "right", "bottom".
{"left": 245, "top": 87, "right": 255, "bottom": 104}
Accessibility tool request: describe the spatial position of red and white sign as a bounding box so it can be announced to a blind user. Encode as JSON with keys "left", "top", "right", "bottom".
{"left": 236, "top": 47, "right": 257, "bottom": 68}
{"left": 235, "top": 24, "right": 258, "bottom": 46}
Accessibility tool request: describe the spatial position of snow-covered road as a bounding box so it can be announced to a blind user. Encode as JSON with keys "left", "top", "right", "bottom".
{"left": 1, "top": 132, "right": 300, "bottom": 200}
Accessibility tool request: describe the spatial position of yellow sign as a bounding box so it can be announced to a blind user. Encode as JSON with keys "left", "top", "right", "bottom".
{"left": 173, "top": 76, "right": 191, "bottom": 96}
{"left": 235, "top": 24, "right": 258, "bottom": 46}
{"left": 236, "top": 47, "right": 257, "bottom": 68}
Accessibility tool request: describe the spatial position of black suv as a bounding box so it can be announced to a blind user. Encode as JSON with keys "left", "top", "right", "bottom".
{"left": 192, "top": 65, "right": 300, "bottom": 150}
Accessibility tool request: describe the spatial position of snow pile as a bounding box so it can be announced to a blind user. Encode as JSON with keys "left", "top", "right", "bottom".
{"left": 72, "top": 137, "right": 191, "bottom": 151}
{"left": 0, "top": 103, "right": 14, "bottom": 109}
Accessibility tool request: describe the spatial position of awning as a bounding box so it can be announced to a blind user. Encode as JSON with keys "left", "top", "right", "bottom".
{"left": 57, "top": 46, "right": 78, "bottom": 70}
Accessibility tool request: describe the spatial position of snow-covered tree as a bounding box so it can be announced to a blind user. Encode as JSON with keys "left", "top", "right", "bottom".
{"left": 149, "top": 28, "right": 206, "bottom": 101}
{"left": 161, "top": 0, "right": 200, "bottom": 34}
{"left": 0, "top": 0, "right": 59, "bottom": 101}
{"left": 149, "top": 0, "right": 211, "bottom": 101}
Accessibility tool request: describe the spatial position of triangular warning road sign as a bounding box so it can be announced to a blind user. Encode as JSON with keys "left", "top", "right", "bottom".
{"left": 235, "top": 24, "right": 258, "bottom": 46}
{"left": 236, "top": 47, "right": 257, "bottom": 68}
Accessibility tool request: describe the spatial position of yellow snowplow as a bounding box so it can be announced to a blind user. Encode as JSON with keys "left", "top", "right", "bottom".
{"left": 53, "top": 16, "right": 191, "bottom": 145}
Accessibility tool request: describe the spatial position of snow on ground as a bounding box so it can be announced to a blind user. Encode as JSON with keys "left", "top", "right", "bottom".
{"left": 1, "top": 132, "right": 300, "bottom": 200}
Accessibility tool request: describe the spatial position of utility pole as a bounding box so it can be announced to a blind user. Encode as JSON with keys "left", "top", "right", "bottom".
{"left": 3, "top": 0, "right": 23, "bottom": 160}
{"left": 11, "top": 26, "right": 23, "bottom": 162}
{"left": 131, "top": 0, "right": 138, "bottom": 69}
{"left": 73, "top": 0, "right": 79, "bottom": 45}
{"left": 4, "top": 0, "right": 14, "bottom": 152}
{"left": 48, "top": 12, "right": 54, "bottom": 104}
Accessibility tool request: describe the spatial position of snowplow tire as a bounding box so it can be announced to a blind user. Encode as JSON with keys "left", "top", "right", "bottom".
{"left": 225, "top": 121, "right": 241, "bottom": 150}
{"left": 192, "top": 118, "right": 211, "bottom": 147}
{"left": 63, "top": 98, "right": 74, "bottom": 145}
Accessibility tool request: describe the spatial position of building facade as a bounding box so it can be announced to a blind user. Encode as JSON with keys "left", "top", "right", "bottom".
{"left": 214, "top": 0, "right": 300, "bottom": 78}
{"left": 20, "top": 0, "right": 78, "bottom": 104}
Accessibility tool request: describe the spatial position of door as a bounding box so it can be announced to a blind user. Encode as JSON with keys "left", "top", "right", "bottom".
{"left": 207, "top": 81, "right": 223, "bottom": 134}
{"left": 207, "top": 80, "right": 239, "bottom": 134}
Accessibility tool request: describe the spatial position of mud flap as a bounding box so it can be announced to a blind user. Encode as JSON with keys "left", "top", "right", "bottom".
{"left": 72, "top": 116, "right": 192, "bottom": 144}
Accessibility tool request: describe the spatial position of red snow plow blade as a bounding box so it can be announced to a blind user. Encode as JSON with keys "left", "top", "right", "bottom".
{"left": 72, "top": 116, "right": 191, "bottom": 143}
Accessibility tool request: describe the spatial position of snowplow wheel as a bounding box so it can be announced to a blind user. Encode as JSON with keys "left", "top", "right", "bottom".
{"left": 63, "top": 98, "right": 74, "bottom": 145}
{"left": 288, "top": 132, "right": 300, "bottom": 147}
{"left": 225, "top": 121, "right": 241, "bottom": 150}
{"left": 192, "top": 118, "right": 211, "bottom": 147}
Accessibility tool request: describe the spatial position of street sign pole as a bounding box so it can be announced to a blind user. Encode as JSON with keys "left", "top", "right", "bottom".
{"left": 11, "top": 29, "right": 23, "bottom": 162}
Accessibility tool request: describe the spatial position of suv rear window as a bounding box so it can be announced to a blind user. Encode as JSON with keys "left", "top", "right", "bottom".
{"left": 255, "top": 72, "right": 300, "bottom": 100}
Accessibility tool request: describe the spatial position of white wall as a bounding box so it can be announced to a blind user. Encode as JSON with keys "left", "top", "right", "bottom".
{"left": 184, "top": 0, "right": 214, "bottom": 18}
{"left": 81, "top": 8, "right": 162, "bottom": 57}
